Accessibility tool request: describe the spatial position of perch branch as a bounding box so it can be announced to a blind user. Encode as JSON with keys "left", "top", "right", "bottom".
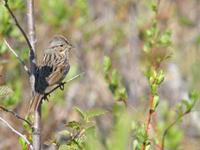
{"left": 26, "top": 0, "right": 41, "bottom": 150}
{"left": 27, "top": 0, "right": 36, "bottom": 74}
{"left": 0, "top": 116, "right": 33, "bottom": 150}
{"left": 42, "top": 72, "right": 85, "bottom": 101}
{"left": 4, "top": 39, "right": 30, "bottom": 75}
{"left": 0, "top": 105, "right": 31, "bottom": 126}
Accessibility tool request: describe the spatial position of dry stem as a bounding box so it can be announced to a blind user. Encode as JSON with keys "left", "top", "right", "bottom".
{"left": 0, "top": 116, "right": 33, "bottom": 150}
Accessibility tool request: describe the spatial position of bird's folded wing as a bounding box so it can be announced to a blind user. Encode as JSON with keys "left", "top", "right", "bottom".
{"left": 46, "top": 64, "right": 69, "bottom": 86}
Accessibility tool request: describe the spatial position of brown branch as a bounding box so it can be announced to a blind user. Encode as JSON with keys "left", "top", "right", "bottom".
{"left": 3, "top": 0, "right": 35, "bottom": 68}
{"left": 0, "top": 105, "right": 32, "bottom": 126}
{"left": 141, "top": 94, "right": 155, "bottom": 150}
{"left": 145, "top": 94, "right": 154, "bottom": 134}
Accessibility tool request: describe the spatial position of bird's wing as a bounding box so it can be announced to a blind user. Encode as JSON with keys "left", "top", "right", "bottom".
{"left": 46, "top": 63, "right": 70, "bottom": 86}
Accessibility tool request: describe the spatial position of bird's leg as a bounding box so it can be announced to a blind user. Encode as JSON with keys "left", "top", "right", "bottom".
{"left": 59, "top": 82, "right": 66, "bottom": 90}
{"left": 42, "top": 93, "right": 50, "bottom": 101}
{"left": 41, "top": 82, "right": 66, "bottom": 102}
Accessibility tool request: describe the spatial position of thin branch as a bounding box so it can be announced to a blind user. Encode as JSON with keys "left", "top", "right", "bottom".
{"left": 42, "top": 72, "right": 85, "bottom": 100}
{"left": 0, "top": 105, "right": 32, "bottom": 127}
{"left": 161, "top": 112, "right": 187, "bottom": 150}
{"left": 4, "top": 39, "right": 30, "bottom": 75}
{"left": 71, "top": 129, "right": 85, "bottom": 149}
{"left": 0, "top": 116, "right": 33, "bottom": 150}
{"left": 66, "top": 72, "right": 85, "bottom": 83}
{"left": 141, "top": 0, "right": 162, "bottom": 149}
{"left": 145, "top": 95, "right": 154, "bottom": 134}
{"left": 141, "top": 94, "right": 154, "bottom": 150}
{"left": 3, "top": 0, "right": 34, "bottom": 57}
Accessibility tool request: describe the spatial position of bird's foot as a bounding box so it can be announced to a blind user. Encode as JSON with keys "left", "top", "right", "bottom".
{"left": 59, "top": 82, "right": 66, "bottom": 90}
{"left": 43, "top": 93, "right": 50, "bottom": 101}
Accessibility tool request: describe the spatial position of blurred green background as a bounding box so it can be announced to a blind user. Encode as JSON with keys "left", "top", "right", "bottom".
{"left": 0, "top": 0, "right": 200, "bottom": 149}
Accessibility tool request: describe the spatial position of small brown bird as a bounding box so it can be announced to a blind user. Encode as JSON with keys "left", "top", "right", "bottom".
{"left": 29, "top": 35, "right": 72, "bottom": 112}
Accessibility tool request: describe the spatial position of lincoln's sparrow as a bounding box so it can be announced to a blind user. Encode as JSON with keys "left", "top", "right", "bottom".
{"left": 29, "top": 35, "right": 72, "bottom": 112}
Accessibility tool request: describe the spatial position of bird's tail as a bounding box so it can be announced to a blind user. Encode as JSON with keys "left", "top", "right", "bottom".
{"left": 28, "top": 93, "right": 43, "bottom": 114}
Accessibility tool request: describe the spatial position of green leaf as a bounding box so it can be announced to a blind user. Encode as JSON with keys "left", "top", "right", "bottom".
{"left": 85, "top": 108, "right": 107, "bottom": 120}
{"left": 115, "top": 87, "right": 128, "bottom": 102}
{"left": 152, "top": 95, "right": 159, "bottom": 111}
{"left": 145, "top": 145, "right": 151, "bottom": 150}
{"left": 159, "top": 31, "right": 172, "bottom": 46}
{"left": 58, "top": 145, "right": 69, "bottom": 150}
{"left": 103, "top": 56, "right": 112, "bottom": 73}
{"left": 18, "top": 137, "right": 27, "bottom": 150}
{"left": 133, "top": 140, "right": 139, "bottom": 150}
{"left": 157, "top": 70, "right": 165, "bottom": 85}
{"left": 146, "top": 29, "right": 153, "bottom": 38}
{"left": 74, "top": 107, "right": 86, "bottom": 119}
{"left": 181, "top": 100, "right": 192, "bottom": 113}
{"left": 111, "top": 70, "right": 120, "bottom": 87}
{"left": 66, "top": 121, "right": 81, "bottom": 130}
{"left": 151, "top": 84, "right": 158, "bottom": 95}
{"left": 0, "top": 42, "right": 8, "bottom": 54}
{"left": 189, "top": 90, "right": 200, "bottom": 102}
{"left": 143, "top": 42, "right": 151, "bottom": 53}
{"left": 134, "top": 123, "right": 147, "bottom": 148}
{"left": 151, "top": 3, "right": 157, "bottom": 12}
{"left": 23, "top": 116, "right": 32, "bottom": 134}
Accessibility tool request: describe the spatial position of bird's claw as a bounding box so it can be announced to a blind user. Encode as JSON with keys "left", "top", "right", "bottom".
{"left": 59, "top": 82, "right": 65, "bottom": 90}
{"left": 43, "top": 94, "right": 50, "bottom": 101}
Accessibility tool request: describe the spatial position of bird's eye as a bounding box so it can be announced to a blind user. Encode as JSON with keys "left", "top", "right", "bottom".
{"left": 60, "top": 44, "right": 64, "bottom": 47}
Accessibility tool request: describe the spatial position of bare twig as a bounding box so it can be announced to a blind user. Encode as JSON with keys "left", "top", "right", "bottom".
{"left": 141, "top": 95, "right": 154, "bottom": 150}
{"left": 3, "top": 39, "right": 30, "bottom": 75}
{"left": 66, "top": 72, "right": 85, "bottom": 83}
{"left": 0, "top": 116, "right": 33, "bottom": 150}
{"left": 0, "top": 105, "right": 32, "bottom": 126}
{"left": 3, "top": 0, "right": 35, "bottom": 57}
